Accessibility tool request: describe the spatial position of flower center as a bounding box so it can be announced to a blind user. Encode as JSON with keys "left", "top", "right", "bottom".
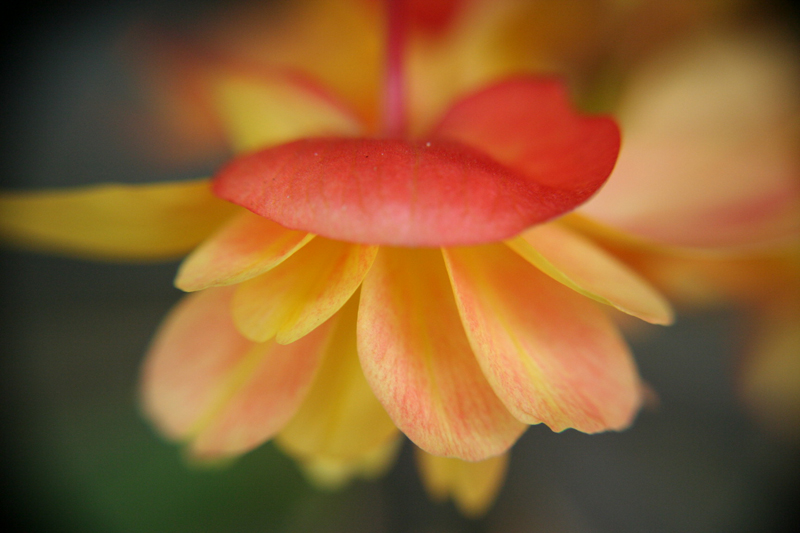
{"left": 384, "top": 0, "right": 408, "bottom": 137}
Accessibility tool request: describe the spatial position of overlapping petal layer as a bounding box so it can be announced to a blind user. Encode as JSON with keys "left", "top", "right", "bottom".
{"left": 277, "top": 296, "right": 399, "bottom": 461}
{"left": 358, "top": 247, "right": 526, "bottom": 460}
{"left": 506, "top": 222, "right": 673, "bottom": 325}
{"left": 232, "top": 236, "right": 377, "bottom": 344}
{"left": 141, "top": 287, "right": 332, "bottom": 458}
{"left": 141, "top": 287, "right": 251, "bottom": 442}
{"left": 202, "top": 0, "right": 383, "bottom": 126}
{"left": 416, "top": 448, "right": 509, "bottom": 518}
{"left": 209, "top": 69, "right": 363, "bottom": 152}
{"left": 213, "top": 78, "right": 621, "bottom": 247}
{"left": 215, "top": 138, "right": 557, "bottom": 246}
{"left": 176, "top": 210, "right": 313, "bottom": 291}
{"left": 0, "top": 179, "right": 236, "bottom": 260}
{"left": 443, "top": 243, "right": 641, "bottom": 433}
{"left": 433, "top": 78, "right": 620, "bottom": 198}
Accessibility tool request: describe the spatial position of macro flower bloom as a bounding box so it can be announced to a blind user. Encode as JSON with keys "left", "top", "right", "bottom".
{"left": 0, "top": 0, "right": 683, "bottom": 517}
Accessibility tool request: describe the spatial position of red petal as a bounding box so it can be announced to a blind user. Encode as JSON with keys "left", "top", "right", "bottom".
{"left": 213, "top": 137, "right": 586, "bottom": 246}
{"left": 433, "top": 77, "right": 620, "bottom": 205}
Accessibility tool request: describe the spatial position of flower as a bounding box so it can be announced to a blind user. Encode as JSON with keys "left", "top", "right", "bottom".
{"left": 576, "top": 26, "right": 800, "bottom": 441}
{"left": 0, "top": 0, "right": 685, "bottom": 517}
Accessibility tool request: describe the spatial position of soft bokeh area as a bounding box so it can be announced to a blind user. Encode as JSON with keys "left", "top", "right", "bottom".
{"left": 2, "top": 1, "right": 799, "bottom": 531}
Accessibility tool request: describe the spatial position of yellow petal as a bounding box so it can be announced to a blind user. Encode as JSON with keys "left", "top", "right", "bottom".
{"left": 295, "top": 437, "right": 403, "bottom": 490}
{"left": 140, "top": 286, "right": 334, "bottom": 458}
{"left": 416, "top": 448, "right": 509, "bottom": 518}
{"left": 175, "top": 210, "right": 313, "bottom": 291}
{"left": 0, "top": 179, "right": 237, "bottom": 260}
{"left": 506, "top": 222, "right": 673, "bottom": 325}
{"left": 203, "top": 0, "right": 382, "bottom": 127}
{"left": 232, "top": 237, "right": 377, "bottom": 344}
{"left": 277, "top": 294, "right": 399, "bottom": 461}
{"left": 358, "top": 247, "right": 527, "bottom": 461}
{"left": 211, "top": 70, "right": 363, "bottom": 153}
{"left": 443, "top": 244, "right": 642, "bottom": 433}
{"left": 740, "top": 297, "right": 800, "bottom": 439}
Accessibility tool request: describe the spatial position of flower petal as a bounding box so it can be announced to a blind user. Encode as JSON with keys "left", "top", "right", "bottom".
{"left": 232, "top": 237, "right": 377, "bottom": 344}
{"left": 140, "top": 286, "right": 332, "bottom": 458}
{"left": 276, "top": 295, "right": 399, "bottom": 461}
{"left": 210, "top": 69, "right": 363, "bottom": 153}
{"left": 506, "top": 223, "right": 673, "bottom": 325}
{"left": 358, "top": 247, "right": 526, "bottom": 461}
{"left": 293, "top": 437, "right": 402, "bottom": 490}
{"left": 213, "top": 137, "right": 586, "bottom": 246}
{"left": 740, "top": 296, "right": 800, "bottom": 438}
{"left": 175, "top": 210, "right": 313, "bottom": 292}
{"left": 432, "top": 77, "right": 620, "bottom": 206}
{"left": 0, "top": 179, "right": 237, "bottom": 260}
{"left": 443, "top": 244, "right": 642, "bottom": 433}
{"left": 580, "top": 34, "right": 800, "bottom": 249}
{"left": 203, "top": 0, "right": 382, "bottom": 125}
{"left": 141, "top": 287, "right": 251, "bottom": 441}
{"left": 416, "top": 448, "right": 509, "bottom": 518}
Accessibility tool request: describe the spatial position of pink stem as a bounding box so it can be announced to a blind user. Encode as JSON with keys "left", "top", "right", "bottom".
{"left": 384, "top": 0, "right": 407, "bottom": 137}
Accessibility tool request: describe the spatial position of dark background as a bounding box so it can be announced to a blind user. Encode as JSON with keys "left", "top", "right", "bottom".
{"left": 2, "top": 1, "right": 799, "bottom": 531}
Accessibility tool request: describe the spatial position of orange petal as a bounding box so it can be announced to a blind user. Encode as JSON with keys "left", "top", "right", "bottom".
{"left": 416, "top": 448, "right": 509, "bottom": 518}
{"left": 232, "top": 237, "right": 377, "bottom": 344}
{"left": 175, "top": 210, "right": 313, "bottom": 292}
{"left": 358, "top": 247, "right": 526, "bottom": 461}
{"left": 187, "top": 331, "right": 332, "bottom": 458}
{"left": 277, "top": 294, "right": 399, "bottom": 461}
{"left": 0, "top": 179, "right": 237, "bottom": 260}
{"left": 140, "top": 287, "right": 332, "bottom": 458}
{"left": 141, "top": 287, "right": 251, "bottom": 441}
{"left": 210, "top": 69, "right": 363, "bottom": 153}
{"left": 506, "top": 223, "right": 673, "bottom": 325}
{"left": 443, "top": 244, "right": 642, "bottom": 433}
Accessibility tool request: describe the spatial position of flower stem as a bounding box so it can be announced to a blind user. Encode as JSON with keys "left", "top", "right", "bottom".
{"left": 384, "top": 0, "right": 407, "bottom": 137}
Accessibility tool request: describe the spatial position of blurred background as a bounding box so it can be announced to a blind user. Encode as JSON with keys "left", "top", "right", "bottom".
{"left": 1, "top": 0, "right": 799, "bottom": 531}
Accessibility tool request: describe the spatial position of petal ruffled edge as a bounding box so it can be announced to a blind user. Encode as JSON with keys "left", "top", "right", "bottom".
{"left": 357, "top": 247, "right": 526, "bottom": 461}
{"left": 443, "top": 243, "right": 642, "bottom": 433}
{"left": 175, "top": 209, "right": 313, "bottom": 291}
{"left": 140, "top": 286, "right": 334, "bottom": 459}
{"left": 231, "top": 238, "right": 377, "bottom": 344}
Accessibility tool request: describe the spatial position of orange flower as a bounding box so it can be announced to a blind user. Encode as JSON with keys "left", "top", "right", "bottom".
{"left": 0, "top": 0, "right": 685, "bottom": 517}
